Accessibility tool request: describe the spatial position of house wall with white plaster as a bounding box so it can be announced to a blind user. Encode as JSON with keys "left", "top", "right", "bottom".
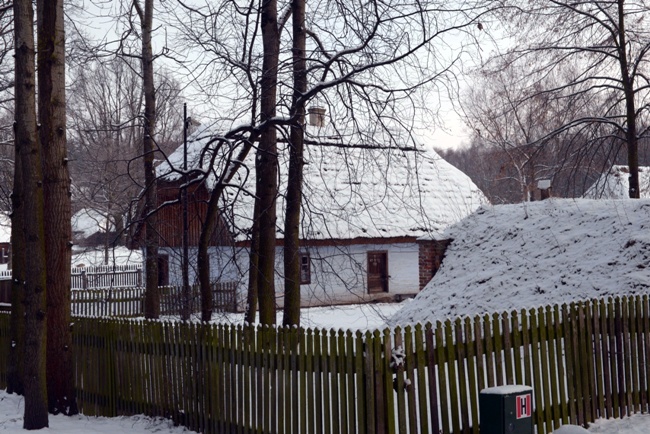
{"left": 161, "top": 241, "right": 420, "bottom": 310}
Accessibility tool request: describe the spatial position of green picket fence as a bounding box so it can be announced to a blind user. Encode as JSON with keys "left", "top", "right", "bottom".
{"left": 1, "top": 294, "right": 650, "bottom": 433}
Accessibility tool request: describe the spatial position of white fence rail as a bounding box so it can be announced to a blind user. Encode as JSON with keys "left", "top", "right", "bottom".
{"left": 0, "top": 265, "right": 143, "bottom": 289}
{"left": 71, "top": 282, "right": 239, "bottom": 317}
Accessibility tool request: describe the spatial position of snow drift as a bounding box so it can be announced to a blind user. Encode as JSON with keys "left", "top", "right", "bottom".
{"left": 391, "top": 199, "right": 650, "bottom": 325}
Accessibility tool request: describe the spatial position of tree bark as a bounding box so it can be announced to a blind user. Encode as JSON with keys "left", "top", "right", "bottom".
{"left": 37, "top": 0, "right": 77, "bottom": 415}
{"left": 138, "top": 0, "right": 160, "bottom": 318}
{"left": 282, "top": 0, "right": 306, "bottom": 327}
{"left": 245, "top": 199, "right": 260, "bottom": 324}
{"left": 14, "top": 0, "right": 49, "bottom": 427}
{"left": 7, "top": 145, "right": 25, "bottom": 396}
{"left": 617, "top": 0, "right": 639, "bottom": 199}
{"left": 256, "top": 0, "right": 280, "bottom": 326}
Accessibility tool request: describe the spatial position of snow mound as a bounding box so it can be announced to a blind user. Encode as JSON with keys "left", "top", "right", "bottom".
{"left": 391, "top": 199, "right": 650, "bottom": 325}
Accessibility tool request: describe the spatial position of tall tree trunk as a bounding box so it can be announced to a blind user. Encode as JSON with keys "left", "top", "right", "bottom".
{"left": 37, "top": 0, "right": 77, "bottom": 415}
{"left": 138, "top": 0, "right": 160, "bottom": 317}
{"left": 617, "top": 0, "right": 639, "bottom": 198}
{"left": 7, "top": 146, "right": 25, "bottom": 396}
{"left": 245, "top": 199, "right": 260, "bottom": 324}
{"left": 14, "top": 0, "right": 49, "bottom": 427}
{"left": 256, "top": 0, "right": 280, "bottom": 326}
{"left": 282, "top": 0, "right": 306, "bottom": 327}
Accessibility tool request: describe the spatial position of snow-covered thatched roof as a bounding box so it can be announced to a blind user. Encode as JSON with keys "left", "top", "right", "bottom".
{"left": 583, "top": 165, "right": 650, "bottom": 199}
{"left": 157, "top": 125, "right": 488, "bottom": 241}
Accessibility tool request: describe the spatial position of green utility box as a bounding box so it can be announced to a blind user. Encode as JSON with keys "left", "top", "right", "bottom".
{"left": 479, "top": 385, "right": 533, "bottom": 434}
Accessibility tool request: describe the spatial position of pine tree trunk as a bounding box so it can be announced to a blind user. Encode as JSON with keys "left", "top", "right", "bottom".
{"left": 256, "top": 0, "right": 280, "bottom": 326}
{"left": 140, "top": 0, "right": 160, "bottom": 318}
{"left": 282, "top": 0, "right": 307, "bottom": 327}
{"left": 37, "top": 0, "right": 77, "bottom": 415}
{"left": 14, "top": 0, "right": 49, "bottom": 427}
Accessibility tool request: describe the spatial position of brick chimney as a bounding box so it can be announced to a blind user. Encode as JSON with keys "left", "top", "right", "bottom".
{"left": 418, "top": 239, "right": 452, "bottom": 290}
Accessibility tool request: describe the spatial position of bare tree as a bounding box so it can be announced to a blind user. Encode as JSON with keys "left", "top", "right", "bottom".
{"left": 491, "top": 0, "right": 650, "bottom": 198}
{"left": 68, "top": 59, "right": 183, "bottom": 261}
{"left": 14, "top": 0, "right": 48, "bottom": 426}
{"left": 282, "top": 0, "right": 306, "bottom": 326}
{"left": 37, "top": 0, "right": 78, "bottom": 414}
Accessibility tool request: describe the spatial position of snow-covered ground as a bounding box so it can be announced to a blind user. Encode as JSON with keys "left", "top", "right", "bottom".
{"left": 0, "top": 391, "right": 194, "bottom": 433}
{"left": 212, "top": 301, "right": 404, "bottom": 330}
{"left": 392, "top": 199, "right": 650, "bottom": 325}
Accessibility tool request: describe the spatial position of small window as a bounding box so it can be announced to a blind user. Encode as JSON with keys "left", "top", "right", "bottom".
{"left": 300, "top": 252, "right": 311, "bottom": 285}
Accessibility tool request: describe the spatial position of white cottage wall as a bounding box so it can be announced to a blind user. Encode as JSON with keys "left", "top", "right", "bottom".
{"left": 158, "top": 241, "right": 419, "bottom": 311}
{"left": 225, "top": 242, "right": 420, "bottom": 309}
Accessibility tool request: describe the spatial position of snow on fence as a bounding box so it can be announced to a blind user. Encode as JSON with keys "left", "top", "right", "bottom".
{"left": 0, "top": 295, "right": 648, "bottom": 434}
{"left": 71, "top": 282, "right": 238, "bottom": 317}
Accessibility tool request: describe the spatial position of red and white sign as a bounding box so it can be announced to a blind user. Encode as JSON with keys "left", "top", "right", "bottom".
{"left": 516, "top": 394, "right": 532, "bottom": 419}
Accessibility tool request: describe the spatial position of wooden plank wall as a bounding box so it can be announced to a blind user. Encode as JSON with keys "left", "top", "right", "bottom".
{"left": 0, "top": 295, "right": 649, "bottom": 433}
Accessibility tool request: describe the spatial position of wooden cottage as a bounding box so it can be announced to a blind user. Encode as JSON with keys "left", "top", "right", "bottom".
{"left": 144, "top": 124, "right": 487, "bottom": 310}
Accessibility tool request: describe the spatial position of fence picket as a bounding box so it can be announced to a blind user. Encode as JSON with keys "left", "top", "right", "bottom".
{"left": 435, "top": 323, "right": 450, "bottom": 434}
{"left": 641, "top": 294, "right": 650, "bottom": 411}
{"left": 529, "top": 308, "right": 546, "bottom": 433}
{"left": 538, "top": 307, "right": 553, "bottom": 432}
{"left": 634, "top": 296, "right": 646, "bottom": 413}
{"left": 464, "top": 318, "right": 479, "bottom": 434}
{"left": 425, "top": 323, "right": 440, "bottom": 434}
{"left": 454, "top": 318, "right": 470, "bottom": 434}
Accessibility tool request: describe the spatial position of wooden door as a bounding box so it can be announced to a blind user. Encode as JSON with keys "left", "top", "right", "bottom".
{"left": 367, "top": 251, "right": 388, "bottom": 293}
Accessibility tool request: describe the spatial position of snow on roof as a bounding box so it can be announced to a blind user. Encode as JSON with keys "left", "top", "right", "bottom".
{"left": 72, "top": 208, "right": 113, "bottom": 239}
{"left": 158, "top": 127, "right": 488, "bottom": 240}
{"left": 391, "top": 198, "right": 650, "bottom": 325}
{"left": 584, "top": 165, "right": 650, "bottom": 199}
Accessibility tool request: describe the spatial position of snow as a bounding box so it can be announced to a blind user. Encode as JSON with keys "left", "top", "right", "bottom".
{"left": 584, "top": 166, "right": 650, "bottom": 199}
{"left": 157, "top": 127, "right": 487, "bottom": 241}
{"left": 212, "top": 302, "right": 405, "bottom": 331}
{"left": 391, "top": 198, "right": 650, "bottom": 325}
{"left": 481, "top": 385, "right": 533, "bottom": 395}
{"left": 554, "top": 426, "right": 590, "bottom": 434}
{"left": 71, "top": 246, "right": 142, "bottom": 268}
{"left": 0, "top": 391, "right": 196, "bottom": 433}
{"left": 586, "top": 414, "right": 650, "bottom": 433}
{"left": 72, "top": 208, "right": 113, "bottom": 239}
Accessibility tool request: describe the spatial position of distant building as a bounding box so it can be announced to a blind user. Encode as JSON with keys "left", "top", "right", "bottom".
{"left": 584, "top": 165, "right": 650, "bottom": 199}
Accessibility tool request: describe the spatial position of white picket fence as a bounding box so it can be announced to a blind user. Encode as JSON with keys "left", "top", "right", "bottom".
{"left": 71, "top": 264, "right": 142, "bottom": 289}
{"left": 0, "top": 265, "right": 143, "bottom": 289}
{"left": 71, "top": 282, "right": 239, "bottom": 317}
